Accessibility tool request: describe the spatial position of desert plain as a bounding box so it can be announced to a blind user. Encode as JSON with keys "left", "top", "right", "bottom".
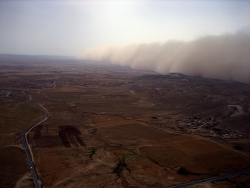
{"left": 0, "top": 54, "right": 250, "bottom": 188}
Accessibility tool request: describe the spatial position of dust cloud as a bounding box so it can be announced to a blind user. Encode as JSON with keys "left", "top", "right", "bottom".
{"left": 79, "top": 29, "right": 250, "bottom": 84}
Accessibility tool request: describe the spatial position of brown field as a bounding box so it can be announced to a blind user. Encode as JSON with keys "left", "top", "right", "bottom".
{"left": 0, "top": 55, "right": 250, "bottom": 187}
{"left": 0, "top": 146, "right": 27, "bottom": 188}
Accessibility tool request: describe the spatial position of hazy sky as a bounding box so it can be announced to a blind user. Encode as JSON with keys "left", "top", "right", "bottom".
{"left": 0, "top": 0, "right": 249, "bottom": 56}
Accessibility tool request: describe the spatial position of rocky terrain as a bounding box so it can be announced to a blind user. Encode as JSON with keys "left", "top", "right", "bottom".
{"left": 0, "top": 55, "right": 249, "bottom": 188}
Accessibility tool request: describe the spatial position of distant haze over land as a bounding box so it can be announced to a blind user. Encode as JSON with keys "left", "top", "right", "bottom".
{"left": 1, "top": 1, "right": 250, "bottom": 83}
{"left": 79, "top": 29, "right": 250, "bottom": 84}
{"left": 1, "top": 1, "right": 250, "bottom": 56}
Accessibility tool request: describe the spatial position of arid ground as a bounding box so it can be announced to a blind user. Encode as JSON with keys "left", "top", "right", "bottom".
{"left": 0, "top": 55, "right": 250, "bottom": 188}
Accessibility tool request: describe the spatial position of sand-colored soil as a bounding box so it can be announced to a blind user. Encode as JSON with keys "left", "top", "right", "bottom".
{"left": 1, "top": 56, "right": 250, "bottom": 187}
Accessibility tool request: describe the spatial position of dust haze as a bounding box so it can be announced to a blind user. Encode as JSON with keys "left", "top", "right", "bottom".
{"left": 79, "top": 29, "right": 250, "bottom": 84}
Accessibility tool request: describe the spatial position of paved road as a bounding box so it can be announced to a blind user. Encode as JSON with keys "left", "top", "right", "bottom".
{"left": 171, "top": 167, "right": 250, "bottom": 188}
{"left": 21, "top": 91, "right": 249, "bottom": 188}
{"left": 21, "top": 93, "right": 49, "bottom": 188}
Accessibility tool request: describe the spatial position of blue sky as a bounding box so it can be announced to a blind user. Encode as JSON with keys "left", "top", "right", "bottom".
{"left": 0, "top": 0, "right": 249, "bottom": 56}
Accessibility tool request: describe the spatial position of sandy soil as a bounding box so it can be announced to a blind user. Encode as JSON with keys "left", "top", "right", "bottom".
{"left": 1, "top": 55, "right": 250, "bottom": 187}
